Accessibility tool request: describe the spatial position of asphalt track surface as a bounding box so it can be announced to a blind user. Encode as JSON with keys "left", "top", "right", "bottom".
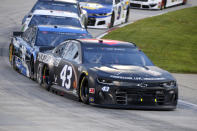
{"left": 0, "top": 0, "right": 197, "bottom": 131}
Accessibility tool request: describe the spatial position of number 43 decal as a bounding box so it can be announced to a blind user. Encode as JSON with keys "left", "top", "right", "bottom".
{"left": 60, "top": 65, "right": 73, "bottom": 89}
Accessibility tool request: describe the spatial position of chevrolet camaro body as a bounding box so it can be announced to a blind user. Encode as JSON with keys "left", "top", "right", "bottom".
{"left": 36, "top": 39, "right": 178, "bottom": 110}
{"left": 78, "top": 0, "right": 130, "bottom": 28}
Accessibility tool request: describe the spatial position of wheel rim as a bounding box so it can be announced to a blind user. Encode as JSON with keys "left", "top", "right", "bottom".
{"left": 80, "top": 77, "right": 89, "bottom": 103}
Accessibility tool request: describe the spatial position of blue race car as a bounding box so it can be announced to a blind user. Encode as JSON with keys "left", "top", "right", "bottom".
{"left": 9, "top": 25, "right": 92, "bottom": 79}
{"left": 78, "top": 0, "right": 130, "bottom": 28}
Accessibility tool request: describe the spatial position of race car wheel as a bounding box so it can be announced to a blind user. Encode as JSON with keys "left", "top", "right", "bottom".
{"left": 9, "top": 44, "right": 13, "bottom": 63}
{"left": 182, "top": 0, "right": 187, "bottom": 5}
{"left": 125, "top": 9, "right": 130, "bottom": 23}
{"left": 79, "top": 76, "right": 89, "bottom": 104}
{"left": 9, "top": 45, "right": 17, "bottom": 70}
{"left": 160, "top": 0, "right": 166, "bottom": 10}
{"left": 42, "top": 65, "right": 51, "bottom": 91}
{"left": 109, "top": 13, "right": 115, "bottom": 28}
{"left": 36, "top": 64, "right": 43, "bottom": 85}
{"left": 30, "top": 57, "right": 35, "bottom": 80}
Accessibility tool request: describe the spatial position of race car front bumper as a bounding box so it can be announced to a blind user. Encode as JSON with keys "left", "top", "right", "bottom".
{"left": 130, "top": 1, "right": 161, "bottom": 10}
{"left": 87, "top": 16, "right": 111, "bottom": 29}
{"left": 89, "top": 84, "right": 178, "bottom": 110}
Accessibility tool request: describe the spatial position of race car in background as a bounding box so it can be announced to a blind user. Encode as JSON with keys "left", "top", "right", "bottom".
{"left": 22, "top": 9, "right": 85, "bottom": 31}
{"left": 36, "top": 39, "right": 178, "bottom": 110}
{"left": 78, "top": 0, "right": 130, "bottom": 28}
{"left": 9, "top": 25, "right": 92, "bottom": 79}
{"left": 130, "top": 0, "right": 187, "bottom": 10}
{"left": 22, "top": 0, "right": 88, "bottom": 28}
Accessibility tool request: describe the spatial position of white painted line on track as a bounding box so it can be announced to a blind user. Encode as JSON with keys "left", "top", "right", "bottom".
{"left": 178, "top": 100, "right": 197, "bottom": 109}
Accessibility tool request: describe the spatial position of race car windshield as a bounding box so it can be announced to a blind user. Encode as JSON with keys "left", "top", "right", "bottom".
{"left": 83, "top": 46, "right": 154, "bottom": 66}
{"left": 29, "top": 15, "right": 82, "bottom": 28}
{"left": 79, "top": 0, "right": 112, "bottom": 5}
{"left": 36, "top": 31, "right": 91, "bottom": 46}
{"left": 31, "top": 1, "right": 78, "bottom": 14}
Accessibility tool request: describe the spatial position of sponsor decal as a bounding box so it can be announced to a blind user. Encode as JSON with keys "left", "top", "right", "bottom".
{"left": 110, "top": 75, "right": 165, "bottom": 81}
{"left": 102, "top": 86, "right": 110, "bottom": 92}
{"left": 89, "top": 97, "right": 95, "bottom": 103}
{"left": 81, "top": 3, "right": 104, "bottom": 10}
{"left": 89, "top": 88, "right": 95, "bottom": 94}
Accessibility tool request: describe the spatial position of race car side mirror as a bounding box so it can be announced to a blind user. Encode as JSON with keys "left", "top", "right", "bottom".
{"left": 13, "top": 32, "right": 23, "bottom": 37}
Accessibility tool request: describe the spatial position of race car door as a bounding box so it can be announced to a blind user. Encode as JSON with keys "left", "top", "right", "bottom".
{"left": 113, "top": 0, "right": 124, "bottom": 25}
{"left": 53, "top": 40, "right": 81, "bottom": 96}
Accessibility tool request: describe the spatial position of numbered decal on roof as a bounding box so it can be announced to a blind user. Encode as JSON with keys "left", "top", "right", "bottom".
{"left": 60, "top": 65, "right": 73, "bottom": 89}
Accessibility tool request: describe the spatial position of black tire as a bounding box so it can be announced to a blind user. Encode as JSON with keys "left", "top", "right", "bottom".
{"left": 182, "top": 0, "right": 187, "bottom": 5}
{"left": 9, "top": 44, "right": 17, "bottom": 70}
{"left": 42, "top": 65, "right": 51, "bottom": 91}
{"left": 109, "top": 13, "right": 115, "bottom": 28}
{"left": 84, "top": 18, "right": 88, "bottom": 29}
{"left": 36, "top": 64, "right": 43, "bottom": 85}
{"left": 30, "top": 57, "right": 35, "bottom": 80}
{"left": 125, "top": 9, "right": 130, "bottom": 23}
{"left": 160, "top": 0, "right": 166, "bottom": 10}
{"left": 79, "top": 76, "right": 89, "bottom": 104}
{"left": 9, "top": 44, "right": 13, "bottom": 63}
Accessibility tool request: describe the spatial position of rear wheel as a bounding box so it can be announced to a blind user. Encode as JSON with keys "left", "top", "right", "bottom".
{"left": 42, "top": 65, "right": 51, "bottom": 91}
{"left": 182, "top": 0, "right": 187, "bottom": 5}
{"left": 125, "top": 9, "right": 130, "bottom": 23}
{"left": 37, "top": 64, "right": 43, "bottom": 85}
{"left": 30, "top": 57, "right": 35, "bottom": 80}
{"left": 160, "top": 0, "right": 166, "bottom": 10}
{"left": 79, "top": 76, "right": 89, "bottom": 104}
{"left": 109, "top": 13, "right": 115, "bottom": 28}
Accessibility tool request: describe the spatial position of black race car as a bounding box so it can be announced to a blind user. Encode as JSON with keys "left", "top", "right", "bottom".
{"left": 36, "top": 39, "right": 178, "bottom": 110}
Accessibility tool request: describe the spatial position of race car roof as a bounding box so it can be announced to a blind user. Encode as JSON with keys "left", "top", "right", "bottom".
{"left": 38, "top": 0, "right": 77, "bottom": 4}
{"left": 78, "top": 39, "right": 135, "bottom": 47}
{"left": 33, "top": 9, "right": 79, "bottom": 18}
{"left": 37, "top": 25, "right": 87, "bottom": 34}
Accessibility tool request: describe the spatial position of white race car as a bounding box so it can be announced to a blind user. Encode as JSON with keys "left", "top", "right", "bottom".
{"left": 130, "top": 0, "right": 187, "bottom": 10}
{"left": 22, "top": 0, "right": 88, "bottom": 28}
{"left": 21, "top": 10, "right": 85, "bottom": 31}
{"left": 78, "top": 0, "right": 130, "bottom": 28}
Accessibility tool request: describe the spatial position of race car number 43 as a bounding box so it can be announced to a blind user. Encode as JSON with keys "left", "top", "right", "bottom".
{"left": 60, "top": 65, "right": 73, "bottom": 89}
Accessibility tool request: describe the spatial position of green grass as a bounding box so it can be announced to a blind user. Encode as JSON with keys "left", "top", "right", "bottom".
{"left": 103, "top": 7, "right": 197, "bottom": 73}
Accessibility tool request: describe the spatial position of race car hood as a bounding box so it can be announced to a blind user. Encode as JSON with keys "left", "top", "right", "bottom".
{"left": 80, "top": 2, "right": 112, "bottom": 14}
{"left": 89, "top": 65, "right": 175, "bottom": 82}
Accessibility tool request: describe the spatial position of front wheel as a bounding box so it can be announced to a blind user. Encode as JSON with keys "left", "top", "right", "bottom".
{"left": 79, "top": 76, "right": 89, "bottom": 104}
{"left": 9, "top": 44, "right": 17, "bottom": 70}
